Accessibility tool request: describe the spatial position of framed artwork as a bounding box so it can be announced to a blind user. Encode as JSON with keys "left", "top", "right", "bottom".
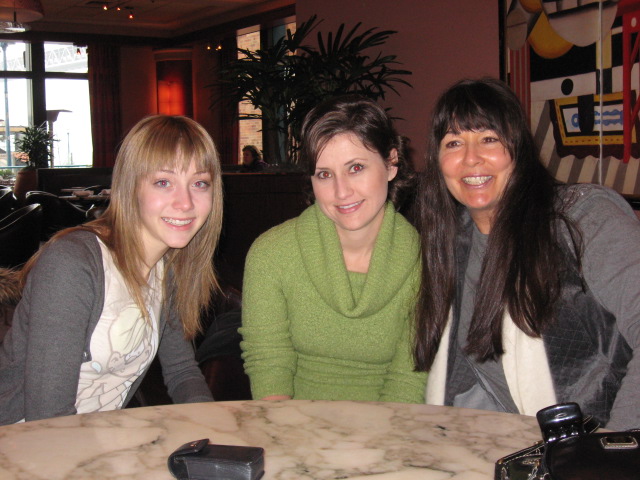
{"left": 502, "top": 0, "right": 640, "bottom": 195}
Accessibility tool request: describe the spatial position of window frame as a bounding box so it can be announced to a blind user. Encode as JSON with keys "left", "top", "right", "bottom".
{"left": 0, "top": 40, "right": 89, "bottom": 168}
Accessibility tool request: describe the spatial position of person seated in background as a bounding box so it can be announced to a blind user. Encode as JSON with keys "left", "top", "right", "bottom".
{"left": 241, "top": 145, "right": 268, "bottom": 172}
{"left": 413, "top": 77, "right": 640, "bottom": 429}
{"left": 0, "top": 115, "right": 223, "bottom": 425}
{"left": 240, "top": 95, "right": 427, "bottom": 403}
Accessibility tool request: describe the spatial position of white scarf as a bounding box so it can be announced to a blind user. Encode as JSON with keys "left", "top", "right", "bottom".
{"left": 426, "top": 311, "right": 557, "bottom": 416}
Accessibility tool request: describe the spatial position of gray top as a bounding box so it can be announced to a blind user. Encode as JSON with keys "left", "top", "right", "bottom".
{"left": 0, "top": 230, "right": 212, "bottom": 425}
{"left": 451, "top": 184, "right": 640, "bottom": 429}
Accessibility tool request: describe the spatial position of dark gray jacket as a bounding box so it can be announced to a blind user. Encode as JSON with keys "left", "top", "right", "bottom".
{"left": 0, "top": 230, "right": 212, "bottom": 425}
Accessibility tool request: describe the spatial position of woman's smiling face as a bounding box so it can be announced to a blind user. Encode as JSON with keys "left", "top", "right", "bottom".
{"left": 439, "top": 128, "right": 514, "bottom": 234}
{"left": 137, "top": 160, "right": 213, "bottom": 267}
{"left": 311, "top": 133, "right": 397, "bottom": 243}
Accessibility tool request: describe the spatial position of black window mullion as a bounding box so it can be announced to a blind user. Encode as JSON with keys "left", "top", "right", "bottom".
{"left": 29, "top": 42, "right": 46, "bottom": 127}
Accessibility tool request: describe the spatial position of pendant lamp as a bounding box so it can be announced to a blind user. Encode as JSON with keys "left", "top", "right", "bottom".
{"left": 0, "top": 0, "right": 44, "bottom": 33}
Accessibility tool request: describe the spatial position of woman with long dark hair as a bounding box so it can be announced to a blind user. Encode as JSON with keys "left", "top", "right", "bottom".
{"left": 414, "top": 78, "right": 640, "bottom": 429}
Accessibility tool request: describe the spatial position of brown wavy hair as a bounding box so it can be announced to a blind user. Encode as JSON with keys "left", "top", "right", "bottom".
{"left": 299, "top": 94, "right": 415, "bottom": 210}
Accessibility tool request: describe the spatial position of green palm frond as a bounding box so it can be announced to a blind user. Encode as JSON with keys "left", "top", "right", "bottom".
{"left": 213, "top": 15, "right": 412, "bottom": 163}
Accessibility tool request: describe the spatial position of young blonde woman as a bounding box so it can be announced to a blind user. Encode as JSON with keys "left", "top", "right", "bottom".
{"left": 0, "top": 115, "right": 222, "bottom": 424}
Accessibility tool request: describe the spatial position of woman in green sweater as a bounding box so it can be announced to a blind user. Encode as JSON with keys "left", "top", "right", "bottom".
{"left": 240, "top": 95, "right": 426, "bottom": 402}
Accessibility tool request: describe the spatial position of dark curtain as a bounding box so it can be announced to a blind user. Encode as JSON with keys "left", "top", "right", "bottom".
{"left": 88, "top": 43, "right": 122, "bottom": 168}
{"left": 218, "top": 36, "right": 239, "bottom": 165}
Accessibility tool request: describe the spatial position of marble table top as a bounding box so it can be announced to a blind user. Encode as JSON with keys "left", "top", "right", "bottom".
{"left": 0, "top": 400, "right": 542, "bottom": 480}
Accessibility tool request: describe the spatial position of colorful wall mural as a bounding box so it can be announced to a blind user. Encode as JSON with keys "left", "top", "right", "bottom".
{"left": 506, "top": 0, "right": 640, "bottom": 195}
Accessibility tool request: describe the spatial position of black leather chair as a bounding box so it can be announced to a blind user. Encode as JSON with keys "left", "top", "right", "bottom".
{"left": 0, "top": 204, "right": 42, "bottom": 269}
{"left": 24, "top": 191, "right": 88, "bottom": 240}
{"left": 0, "top": 188, "right": 16, "bottom": 219}
{"left": 196, "top": 285, "right": 251, "bottom": 401}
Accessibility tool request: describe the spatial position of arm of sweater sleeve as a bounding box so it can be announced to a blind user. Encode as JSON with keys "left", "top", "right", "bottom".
{"left": 380, "top": 315, "right": 427, "bottom": 403}
{"left": 569, "top": 189, "right": 640, "bottom": 429}
{"left": 21, "top": 235, "right": 101, "bottom": 421}
{"left": 156, "top": 306, "right": 213, "bottom": 404}
{"left": 240, "top": 238, "right": 297, "bottom": 399}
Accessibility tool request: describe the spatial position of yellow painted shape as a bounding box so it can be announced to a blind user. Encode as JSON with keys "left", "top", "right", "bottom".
{"left": 520, "top": 0, "right": 542, "bottom": 14}
{"left": 553, "top": 94, "right": 630, "bottom": 146}
{"left": 529, "top": 13, "right": 573, "bottom": 58}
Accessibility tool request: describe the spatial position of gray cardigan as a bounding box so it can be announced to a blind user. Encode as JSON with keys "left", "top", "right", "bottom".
{"left": 0, "top": 230, "right": 212, "bottom": 425}
{"left": 444, "top": 184, "right": 640, "bottom": 429}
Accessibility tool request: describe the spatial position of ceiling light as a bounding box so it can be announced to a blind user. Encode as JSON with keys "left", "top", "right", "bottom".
{"left": 0, "top": 0, "right": 44, "bottom": 33}
{"left": 0, "top": 0, "right": 44, "bottom": 22}
{"left": 0, "top": 20, "right": 26, "bottom": 33}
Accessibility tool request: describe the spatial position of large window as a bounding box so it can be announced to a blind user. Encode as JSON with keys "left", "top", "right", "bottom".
{"left": 237, "top": 29, "right": 262, "bottom": 162}
{"left": 0, "top": 41, "right": 92, "bottom": 171}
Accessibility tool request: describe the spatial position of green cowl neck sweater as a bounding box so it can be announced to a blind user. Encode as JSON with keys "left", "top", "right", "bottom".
{"left": 297, "top": 202, "right": 420, "bottom": 317}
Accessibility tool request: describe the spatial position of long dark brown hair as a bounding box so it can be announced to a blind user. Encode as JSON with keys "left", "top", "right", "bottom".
{"left": 414, "top": 78, "right": 582, "bottom": 369}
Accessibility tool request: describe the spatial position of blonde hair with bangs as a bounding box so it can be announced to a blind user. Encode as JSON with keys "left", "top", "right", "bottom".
{"left": 95, "top": 115, "right": 223, "bottom": 338}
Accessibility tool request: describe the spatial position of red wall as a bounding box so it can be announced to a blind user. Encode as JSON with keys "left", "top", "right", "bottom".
{"left": 118, "top": 44, "right": 221, "bottom": 148}
{"left": 192, "top": 44, "right": 221, "bottom": 146}
{"left": 296, "top": 0, "right": 500, "bottom": 168}
{"left": 119, "top": 46, "right": 157, "bottom": 134}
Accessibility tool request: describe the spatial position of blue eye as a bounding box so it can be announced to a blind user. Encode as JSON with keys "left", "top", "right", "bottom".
{"left": 155, "top": 179, "right": 170, "bottom": 187}
{"left": 194, "top": 180, "right": 211, "bottom": 189}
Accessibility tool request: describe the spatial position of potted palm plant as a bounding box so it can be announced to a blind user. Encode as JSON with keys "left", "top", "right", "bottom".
{"left": 12, "top": 123, "right": 56, "bottom": 201}
{"left": 14, "top": 123, "right": 55, "bottom": 170}
{"left": 215, "top": 15, "right": 412, "bottom": 165}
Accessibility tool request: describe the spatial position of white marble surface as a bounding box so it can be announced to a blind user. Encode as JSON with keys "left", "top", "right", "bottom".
{"left": 0, "top": 400, "right": 542, "bottom": 480}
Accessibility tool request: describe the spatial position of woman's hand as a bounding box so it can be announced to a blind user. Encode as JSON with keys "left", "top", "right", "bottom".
{"left": 260, "top": 395, "right": 292, "bottom": 400}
